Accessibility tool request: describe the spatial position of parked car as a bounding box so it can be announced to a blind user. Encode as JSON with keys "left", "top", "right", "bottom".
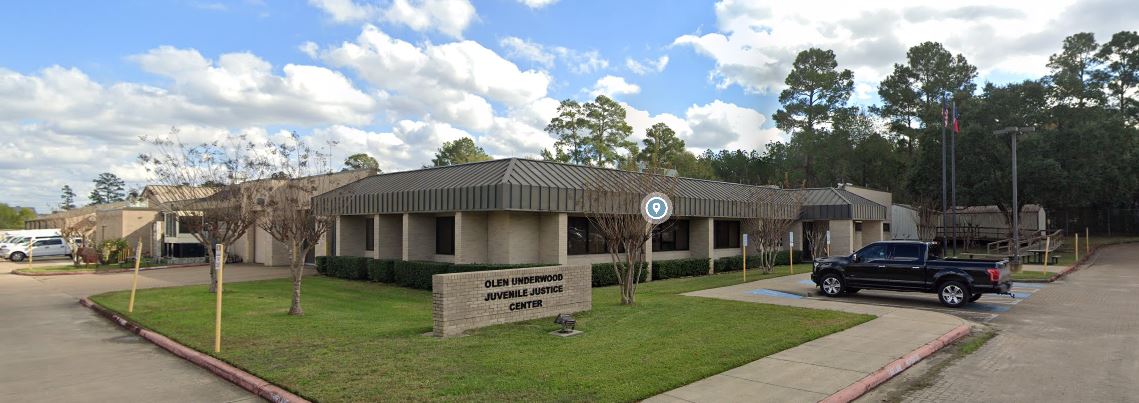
{"left": 811, "top": 240, "right": 1012, "bottom": 307}
{"left": 1, "top": 237, "right": 72, "bottom": 262}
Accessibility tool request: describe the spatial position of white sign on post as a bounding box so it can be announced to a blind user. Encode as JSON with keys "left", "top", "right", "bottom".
{"left": 789, "top": 231, "right": 794, "bottom": 247}
{"left": 826, "top": 230, "right": 831, "bottom": 245}
{"left": 742, "top": 233, "right": 748, "bottom": 247}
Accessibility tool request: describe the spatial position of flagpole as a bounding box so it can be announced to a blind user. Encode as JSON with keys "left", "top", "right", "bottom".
{"left": 940, "top": 95, "right": 948, "bottom": 246}
{"left": 951, "top": 100, "right": 959, "bottom": 256}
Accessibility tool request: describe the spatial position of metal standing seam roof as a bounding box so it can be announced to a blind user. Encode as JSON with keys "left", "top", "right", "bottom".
{"left": 312, "top": 158, "right": 887, "bottom": 220}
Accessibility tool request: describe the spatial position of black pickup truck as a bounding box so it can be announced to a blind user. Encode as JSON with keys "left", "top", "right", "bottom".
{"left": 810, "top": 240, "right": 1012, "bottom": 307}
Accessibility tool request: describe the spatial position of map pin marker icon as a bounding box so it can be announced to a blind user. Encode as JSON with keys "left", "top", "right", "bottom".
{"left": 652, "top": 202, "right": 661, "bottom": 214}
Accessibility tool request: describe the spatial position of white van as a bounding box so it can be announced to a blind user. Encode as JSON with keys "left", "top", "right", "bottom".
{"left": 0, "top": 237, "right": 72, "bottom": 262}
{"left": 0, "top": 229, "right": 61, "bottom": 250}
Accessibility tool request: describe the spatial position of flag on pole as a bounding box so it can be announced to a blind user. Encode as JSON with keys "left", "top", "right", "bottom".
{"left": 952, "top": 101, "right": 959, "bottom": 133}
{"left": 942, "top": 103, "right": 949, "bottom": 128}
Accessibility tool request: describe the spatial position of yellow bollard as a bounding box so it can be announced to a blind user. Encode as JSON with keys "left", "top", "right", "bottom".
{"left": 789, "top": 246, "right": 795, "bottom": 274}
{"left": 742, "top": 242, "right": 747, "bottom": 282}
{"left": 214, "top": 244, "right": 225, "bottom": 353}
{"left": 128, "top": 239, "right": 144, "bottom": 312}
{"left": 1042, "top": 237, "right": 1051, "bottom": 274}
{"left": 28, "top": 237, "right": 36, "bottom": 265}
{"left": 1085, "top": 228, "right": 1090, "bottom": 256}
{"left": 1075, "top": 233, "right": 1079, "bottom": 261}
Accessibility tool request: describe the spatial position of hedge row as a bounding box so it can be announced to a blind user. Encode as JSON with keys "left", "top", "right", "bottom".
{"left": 316, "top": 251, "right": 796, "bottom": 290}
{"left": 713, "top": 251, "right": 793, "bottom": 272}
{"left": 317, "top": 256, "right": 533, "bottom": 290}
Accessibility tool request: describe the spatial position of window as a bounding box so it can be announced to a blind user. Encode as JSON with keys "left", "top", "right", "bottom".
{"left": 364, "top": 217, "right": 375, "bottom": 251}
{"left": 34, "top": 238, "right": 62, "bottom": 246}
{"left": 653, "top": 219, "right": 689, "bottom": 252}
{"left": 178, "top": 216, "right": 199, "bottom": 234}
{"left": 714, "top": 220, "right": 741, "bottom": 249}
{"left": 435, "top": 216, "right": 455, "bottom": 255}
{"left": 854, "top": 221, "right": 863, "bottom": 231}
{"left": 567, "top": 217, "right": 623, "bottom": 255}
{"left": 883, "top": 223, "right": 891, "bottom": 232}
{"left": 856, "top": 244, "right": 888, "bottom": 262}
{"left": 889, "top": 244, "right": 923, "bottom": 262}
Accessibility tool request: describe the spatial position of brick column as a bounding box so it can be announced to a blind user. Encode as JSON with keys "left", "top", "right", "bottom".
{"left": 691, "top": 217, "right": 714, "bottom": 274}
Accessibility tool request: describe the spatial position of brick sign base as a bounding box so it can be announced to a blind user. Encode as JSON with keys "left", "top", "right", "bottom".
{"left": 432, "top": 265, "right": 591, "bottom": 337}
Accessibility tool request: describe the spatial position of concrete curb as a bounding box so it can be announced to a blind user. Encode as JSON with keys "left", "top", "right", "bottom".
{"left": 12, "top": 263, "right": 208, "bottom": 277}
{"left": 819, "top": 323, "right": 972, "bottom": 403}
{"left": 79, "top": 298, "right": 309, "bottom": 403}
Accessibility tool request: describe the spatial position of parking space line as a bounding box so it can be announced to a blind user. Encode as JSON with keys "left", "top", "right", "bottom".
{"left": 747, "top": 289, "right": 804, "bottom": 299}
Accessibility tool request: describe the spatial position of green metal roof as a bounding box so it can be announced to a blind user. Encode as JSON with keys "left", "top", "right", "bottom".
{"left": 312, "top": 158, "right": 886, "bottom": 220}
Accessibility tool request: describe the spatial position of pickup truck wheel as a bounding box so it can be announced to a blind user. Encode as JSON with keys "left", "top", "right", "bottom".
{"left": 9, "top": 252, "right": 26, "bottom": 262}
{"left": 819, "top": 273, "right": 845, "bottom": 297}
{"left": 938, "top": 281, "right": 971, "bottom": 308}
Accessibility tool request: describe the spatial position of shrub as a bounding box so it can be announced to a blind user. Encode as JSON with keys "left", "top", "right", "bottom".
{"left": 590, "top": 262, "right": 649, "bottom": 287}
{"left": 321, "top": 256, "right": 371, "bottom": 280}
{"left": 315, "top": 256, "right": 330, "bottom": 275}
{"left": 714, "top": 251, "right": 791, "bottom": 272}
{"left": 392, "top": 260, "right": 454, "bottom": 289}
{"left": 652, "top": 258, "right": 709, "bottom": 280}
{"left": 368, "top": 259, "right": 397, "bottom": 282}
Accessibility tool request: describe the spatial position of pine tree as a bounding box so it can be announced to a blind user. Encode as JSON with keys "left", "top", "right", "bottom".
{"left": 89, "top": 173, "right": 126, "bottom": 205}
{"left": 59, "top": 185, "right": 77, "bottom": 210}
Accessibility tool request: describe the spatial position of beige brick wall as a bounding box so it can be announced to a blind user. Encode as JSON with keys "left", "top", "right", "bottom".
{"left": 375, "top": 214, "right": 402, "bottom": 259}
{"left": 538, "top": 213, "right": 567, "bottom": 265}
{"left": 403, "top": 213, "right": 434, "bottom": 261}
{"left": 432, "top": 264, "right": 592, "bottom": 337}
{"left": 690, "top": 217, "right": 714, "bottom": 273}
{"left": 254, "top": 224, "right": 290, "bottom": 266}
{"left": 336, "top": 215, "right": 368, "bottom": 257}
{"left": 829, "top": 220, "right": 855, "bottom": 255}
{"left": 508, "top": 212, "right": 540, "bottom": 264}
{"left": 456, "top": 212, "right": 488, "bottom": 264}
{"left": 860, "top": 220, "right": 884, "bottom": 248}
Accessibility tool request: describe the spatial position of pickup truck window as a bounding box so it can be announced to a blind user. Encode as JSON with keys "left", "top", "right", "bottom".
{"left": 859, "top": 244, "right": 888, "bottom": 262}
{"left": 889, "top": 244, "right": 924, "bottom": 262}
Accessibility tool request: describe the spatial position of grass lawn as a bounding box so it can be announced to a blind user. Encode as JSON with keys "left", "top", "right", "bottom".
{"left": 1009, "top": 270, "right": 1054, "bottom": 281}
{"left": 91, "top": 263, "right": 869, "bottom": 402}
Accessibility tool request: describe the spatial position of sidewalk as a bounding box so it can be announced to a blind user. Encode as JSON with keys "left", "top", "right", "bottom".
{"left": 646, "top": 274, "right": 971, "bottom": 403}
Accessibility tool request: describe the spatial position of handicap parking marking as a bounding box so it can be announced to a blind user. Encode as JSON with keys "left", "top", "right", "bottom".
{"left": 1012, "top": 282, "right": 1048, "bottom": 289}
{"left": 799, "top": 279, "right": 816, "bottom": 286}
{"left": 965, "top": 303, "right": 1012, "bottom": 313}
{"left": 747, "top": 289, "right": 804, "bottom": 299}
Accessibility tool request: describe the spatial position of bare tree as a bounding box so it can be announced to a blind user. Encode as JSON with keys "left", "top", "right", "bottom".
{"left": 251, "top": 133, "right": 334, "bottom": 315}
{"left": 44, "top": 213, "right": 96, "bottom": 266}
{"left": 742, "top": 188, "right": 803, "bottom": 273}
{"left": 138, "top": 127, "right": 263, "bottom": 292}
{"left": 803, "top": 223, "right": 828, "bottom": 259}
{"left": 581, "top": 169, "right": 677, "bottom": 305}
{"left": 913, "top": 198, "right": 940, "bottom": 242}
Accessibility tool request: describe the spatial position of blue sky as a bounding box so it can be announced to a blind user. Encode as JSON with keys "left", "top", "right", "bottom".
{"left": 2, "top": 0, "right": 1134, "bottom": 211}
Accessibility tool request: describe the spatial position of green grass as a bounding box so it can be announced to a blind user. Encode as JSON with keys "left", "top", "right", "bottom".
{"left": 13, "top": 260, "right": 161, "bottom": 274}
{"left": 91, "top": 264, "right": 869, "bottom": 402}
{"left": 1009, "top": 270, "right": 1055, "bottom": 281}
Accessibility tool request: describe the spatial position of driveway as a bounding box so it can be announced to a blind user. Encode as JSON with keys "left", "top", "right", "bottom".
{"left": 861, "top": 243, "right": 1139, "bottom": 402}
{"left": 0, "top": 262, "right": 304, "bottom": 402}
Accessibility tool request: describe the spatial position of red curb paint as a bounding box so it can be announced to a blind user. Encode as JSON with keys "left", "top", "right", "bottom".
{"left": 13, "top": 263, "right": 207, "bottom": 276}
{"left": 79, "top": 298, "right": 309, "bottom": 403}
{"left": 819, "top": 323, "right": 972, "bottom": 403}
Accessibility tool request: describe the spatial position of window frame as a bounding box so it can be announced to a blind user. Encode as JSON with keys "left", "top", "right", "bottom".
{"left": 435, "top": 216, "right": 455, "bottom": 255}
{"left": 364, "top": 217, "right": 375, "bottom": 252}
{"left": 713, "top": 220, "right": 741, "bottom": 249}
{"left": 652, "top": 219, "right": 690, "bottom": 252}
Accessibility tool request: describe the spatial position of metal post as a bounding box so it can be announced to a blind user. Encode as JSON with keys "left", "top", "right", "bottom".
{"left": 1011, "top": 129, "right": 1020, "bottom": 265}
{"left": 951, "top": 124, "right": 958, "bottom": 256}
{"left": 941, "top": 114, "right": 948, "bottom": 245}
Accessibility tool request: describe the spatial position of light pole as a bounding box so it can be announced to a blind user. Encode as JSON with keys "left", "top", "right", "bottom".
{"left": 993, "top": 126, "right": 1035, "bottom": 265}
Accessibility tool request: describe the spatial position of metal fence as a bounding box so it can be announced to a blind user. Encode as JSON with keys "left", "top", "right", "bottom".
{"left": 1049, "top": 207, "right": 1139, "bottom": 236}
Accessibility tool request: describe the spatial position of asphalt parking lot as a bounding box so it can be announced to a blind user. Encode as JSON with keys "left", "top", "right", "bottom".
{"left": 747, "top": 272, "right": 1043, "bottom": 323}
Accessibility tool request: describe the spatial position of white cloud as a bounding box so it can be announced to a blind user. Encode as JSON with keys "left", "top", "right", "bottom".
{"left": 673, "top": 0, "right": 1130, "bottom": 96}
{"left": 309, "top": 0, "right": 477, "bottom": 38}
{"left": 590, "top": 75, "right": 640, "bottom": 98}
{"left": 307, "top": 0, "right": 378, "bottom": 22}
{"left": 517, "top": 0, "right": 558, "bottom": 9}
{"left": 626, "top": 55, "right": 669, "bottom": 75}
{"left": 623, "top": 99, "right": 786, "bottom": 153}
{"left": 557, "top": 48, "right": 608, "bottom": 74}
{"left": 500, "top": 36, "right": 555, "bottom": 68}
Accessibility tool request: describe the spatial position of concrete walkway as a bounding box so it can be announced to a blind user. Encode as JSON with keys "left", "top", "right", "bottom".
{"left": 646, "top": 275, "right": 970, "bottom": 403}
{"left": 0, "top": 262, "right": 303, "bottom": 402}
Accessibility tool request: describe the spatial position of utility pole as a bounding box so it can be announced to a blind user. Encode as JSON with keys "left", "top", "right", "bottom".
{"left": 993, "top": 126, "right": 1036, "bottom": 266}
{"left": 941, "top": 108, "right": 948, "bottom": 248}
{"left": 950, "top": 100, "right": 958, "bottom": 256}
